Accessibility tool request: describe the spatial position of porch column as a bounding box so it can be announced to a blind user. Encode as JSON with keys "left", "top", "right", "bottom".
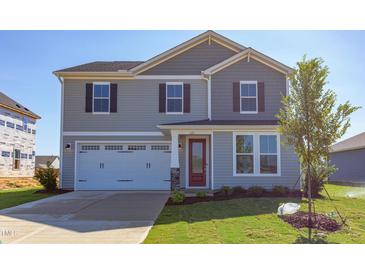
{"left": 170, "top": 131, "right": 180, "bottom": 190}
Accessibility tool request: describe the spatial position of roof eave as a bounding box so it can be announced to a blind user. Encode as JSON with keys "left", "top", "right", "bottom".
{"left": 53, "top": 70, "right": 134, "bottom": 78}
{"left": 0, "top": 103, "right": 41, "bottom": 119}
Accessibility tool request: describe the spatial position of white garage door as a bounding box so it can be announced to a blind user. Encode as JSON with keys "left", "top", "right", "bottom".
{"left": 75, "top": 143, "right": 171, "bottom": 190}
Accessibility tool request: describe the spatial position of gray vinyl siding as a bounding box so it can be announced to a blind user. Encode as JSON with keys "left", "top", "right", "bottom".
{"left": 63, "top": 79, "right": 207, "bottom": 132}
{"left": 329, "top": 149, "right": 365, "bottom": 183}
{"left": 213, "top": 132, "right": 300, "bottom": 189}
{"left": 141, "top": 40, "right": 236, "bottom": 75}
{"left": 61, "top": 135, "right": 170, "bottom": 190}
{"left": 211, "top": 58, "right": 286, "bottom": 120}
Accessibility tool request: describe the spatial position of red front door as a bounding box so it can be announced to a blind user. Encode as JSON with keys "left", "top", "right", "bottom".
{"left": 189, "top": 139, "right": 206, "bottom": 187}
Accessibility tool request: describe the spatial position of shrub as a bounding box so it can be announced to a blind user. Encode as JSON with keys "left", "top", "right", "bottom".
{"left": 247, "top": 186, "right": 265, "bottom": 197}
{"left": 232, "top": 186, "right": 246, "bottom": 194}
{"left": 219, "top": 186, "right": 233, "bottom": 196}
{"left": 34, "top": 162, "right": 58, "bottom": 192}
{"left": 272, "top": 186, "right": 290, "bottom": 197}
{"left": 171, "top": 190, "right": 185, "bottom": 204}
{"left": 195, "top": 191, "right": 208, "bottom": 198}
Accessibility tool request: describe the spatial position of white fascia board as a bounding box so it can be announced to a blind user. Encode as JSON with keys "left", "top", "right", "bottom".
{"left": 63, "top": 131, "right": 164, "bottom": 137}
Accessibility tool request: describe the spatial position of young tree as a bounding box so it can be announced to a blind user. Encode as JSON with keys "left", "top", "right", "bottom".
{"left": 277, "top": 56, "right": 359, "bottom": 240}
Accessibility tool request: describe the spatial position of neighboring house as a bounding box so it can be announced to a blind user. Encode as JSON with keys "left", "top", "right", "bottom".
{"left": 35, "top": 155, "right": 60, "bottom": 169}
{"left": 329, "top": 132, "right": 365, "bottom": 184}
{"left": 0, "top": 91, "right": 41, "bottom": 177}
{"left": 54, "top": 30, "right": 300, "bottom": 191}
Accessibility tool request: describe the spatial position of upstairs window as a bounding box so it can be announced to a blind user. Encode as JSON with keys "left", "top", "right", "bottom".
{"left": 6, "top": 122, "right": 14, "bottom": 128}
{"left": 166, "top": 83, "right": 183, "bottom": 114}
{"left": 0, "top": 119, "right": 5, "bottom": 126}
{"left": 240, "top": 81, "right": 257, "bottom": 113}
{"left": 16, "top": 124, "right": 23, "bottom": 131}
{"left": 93, "top": 83, "right": 110, "bottom": 113}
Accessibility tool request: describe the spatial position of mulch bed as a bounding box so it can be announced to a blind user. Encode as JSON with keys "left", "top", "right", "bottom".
{"left": 281, "top": 211, "right": 341, "bottom": 232}
{"left": 34, "top": 189, "right": 72, "bottom": 194}
{"left": 166, "top": 190, "right": 302, "bottom": 206}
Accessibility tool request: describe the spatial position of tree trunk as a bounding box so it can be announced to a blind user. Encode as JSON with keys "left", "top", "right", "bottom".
{"left": 307, "top": 141, "right": 312, "bottom": 241}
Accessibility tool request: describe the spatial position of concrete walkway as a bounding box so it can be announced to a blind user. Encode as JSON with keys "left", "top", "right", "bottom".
{"left": 0, "top": 191, "right": 169, "bottom": 244}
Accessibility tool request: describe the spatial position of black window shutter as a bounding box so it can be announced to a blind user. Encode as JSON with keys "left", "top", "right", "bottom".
{"left": 85, "top": 83, "right": 93, "bottom": 112}
{"left": 183, "top": 84, "right": 191, "bottom": 113}
{"left": 233, "top": 82, "right": 240, "bottom": 112}
{"left": 159, "top": 84, "right": 166, "bottom": 113}
{"left": 110, "top": 83, "right": 118, "bottom": 113}
{"left": 258, "top": 82, "right": 265, "bottom": 112}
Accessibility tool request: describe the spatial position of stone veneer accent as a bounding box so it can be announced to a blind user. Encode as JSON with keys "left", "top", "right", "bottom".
{"left": 170, "top": 168, "right": 180, "bottom": 190}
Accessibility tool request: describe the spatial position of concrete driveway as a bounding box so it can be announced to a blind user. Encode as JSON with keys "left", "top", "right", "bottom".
{"left": 0, "top": 191, "right": 169, "bottom": 244}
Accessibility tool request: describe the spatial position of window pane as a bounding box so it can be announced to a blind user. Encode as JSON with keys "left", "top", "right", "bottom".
{"left": 260, "top": 135, "right": 277, "bottom": 153}
{"left": 248, "top": 84, "right": 257, "bottom": 96}
{"left": 236, "top": 135, "right": 253, "bottom": 153}
{"left": 236, "top": 155, "right": 254, "bottom": 174}
{"left": 94, "top": 84, "right": 109, "bottom": 97}
{"left": 94, "top": 98, "right": 109, "bottom": 112}
{"left": 167, "top": 98, "right": 182, "bottom": 112}
{"left": 260, "top": 155, "right": 277, "bottom": 174}
{"left": 94, "top": 85, "right": 102, "bottom": 97}
{"left": 167, "top": 85, "right": 182, "bottom": 97}
{"left": 240, "top": 84, "right": 249, "bottom": 96}
{"left": 241, "top": 98, "right": 256, "bottom": 112}
{"left": 192, "top": 142, "right": 203, "bottom": 173}
{"left": 101, "top": 85, "right": 109, "bottom": 97}
{"left": 14, "top": 149, "right": 20, "bottom": 159}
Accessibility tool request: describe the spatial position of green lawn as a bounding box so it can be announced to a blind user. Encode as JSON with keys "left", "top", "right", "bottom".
{"left": 0, "top": 187, "right": 55, "bottom": 210}
{"left": 144, "top": 184, "right": 365, "bottom": 244}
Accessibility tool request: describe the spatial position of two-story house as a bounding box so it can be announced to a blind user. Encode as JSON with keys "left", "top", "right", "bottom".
{"left": 0, "top": 91, "right": 41, "bottom": 177}
{"left": 54, "top": 31, "right": 300, "bottom": 191}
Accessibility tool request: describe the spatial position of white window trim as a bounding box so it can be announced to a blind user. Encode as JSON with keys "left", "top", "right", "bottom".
{"left": 239, "top": 80, "right": 258, "bottom": 114}
{"left": 92, "top": 82, "right": 110, "bottom": 114}
{"left": 233, "top": 132, "right": 281, "bottom": 177}
{"left": 166, "top": 82, "right": 184, "bottom": 115}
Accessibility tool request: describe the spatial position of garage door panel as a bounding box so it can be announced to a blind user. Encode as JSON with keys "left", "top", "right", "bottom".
{"left": 76, "top": 143, "right": 171, "bottom": 190}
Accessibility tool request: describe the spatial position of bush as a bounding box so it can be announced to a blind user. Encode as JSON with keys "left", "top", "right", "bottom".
{"left": 34, "top": 162, "right": 58, "bottom": 192}
{"left": 232, "top": 186, "right": 246, "bottom": 194}
{"left": 272, "top": 186, "right": 290, "bottom": 196}
{"left": 247, "top": 186, "right": 265, "bottom": 197}
{"left": 171, "top": 190, "right": 185, "bottom": 204}
{"left": 195, "top": 191, "right": 208, "bottom": 198}
{"left": 219, "top": 186, "right": 233, "bottom": 196}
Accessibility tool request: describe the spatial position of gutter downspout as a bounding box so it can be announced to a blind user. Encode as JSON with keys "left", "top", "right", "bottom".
{"left": 57, "top": 76, "right": 64, "bottom": 189}
{"left": 202, "top": 74, "right": 212, "bottom": 120}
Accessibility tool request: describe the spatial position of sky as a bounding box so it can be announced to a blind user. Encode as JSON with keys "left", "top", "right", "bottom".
{"left": 0, "top": 30, "right": 364, "bottom": 155}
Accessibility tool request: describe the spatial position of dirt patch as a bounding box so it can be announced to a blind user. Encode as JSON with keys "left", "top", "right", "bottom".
{"left": 0, "top": 178, "right": 41, "bottom": 189}
{"left": 281, "top": 211, "right": 341, "bottom": 232}
{"left": 166, "top": 190, "right": 302, "bottom": 206}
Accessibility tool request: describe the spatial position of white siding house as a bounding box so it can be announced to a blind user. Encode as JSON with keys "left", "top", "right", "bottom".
{"left": 0, "top": 91, "right": 41, "bottom": 177}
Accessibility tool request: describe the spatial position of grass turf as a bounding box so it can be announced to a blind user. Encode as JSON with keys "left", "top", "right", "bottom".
{"left": 0, "top": 187, "right": 55, "bottom": 210}
{"left": 144, "top": 184, "right": 365, "bottom": 244}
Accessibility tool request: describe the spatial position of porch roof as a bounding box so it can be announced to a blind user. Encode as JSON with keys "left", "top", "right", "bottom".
{"left": 159, "top": 119, "right": 279, "bottom": 127}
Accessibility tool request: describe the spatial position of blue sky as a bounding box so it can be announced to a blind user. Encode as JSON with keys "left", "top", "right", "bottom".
{"left": 0, "top": 30, "right": 364, "bottom": 155}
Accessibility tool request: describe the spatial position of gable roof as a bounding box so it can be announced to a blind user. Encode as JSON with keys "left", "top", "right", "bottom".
{"left": 0, "top": 91, "right": 41, "bottom": 119}
{"left": 54, "top": 61, "right": 143, "bottom": 73}
{"left": 202, "top": 47, "right": 293, "bottom": 76}
{"left": 331, "top": 132, "right": 365, "bottom": 153}
{"left": 35, "top": 155, "right": 59, "bottom": 168}
{"left": 129, "top": 30, "right": 246, "bottom": 74}
{"left": 53, "top": 31, "right": 292, "bottom": 78}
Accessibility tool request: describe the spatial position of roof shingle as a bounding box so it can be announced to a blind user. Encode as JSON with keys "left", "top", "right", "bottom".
{"left": 0, "top": 91, "right": 41, "bottom": 119}
{"left": 331, "top": 132, "right": 365, "bottom": 153}
{"left": 55, "top": 61, "right": 143, "bottom": 73}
